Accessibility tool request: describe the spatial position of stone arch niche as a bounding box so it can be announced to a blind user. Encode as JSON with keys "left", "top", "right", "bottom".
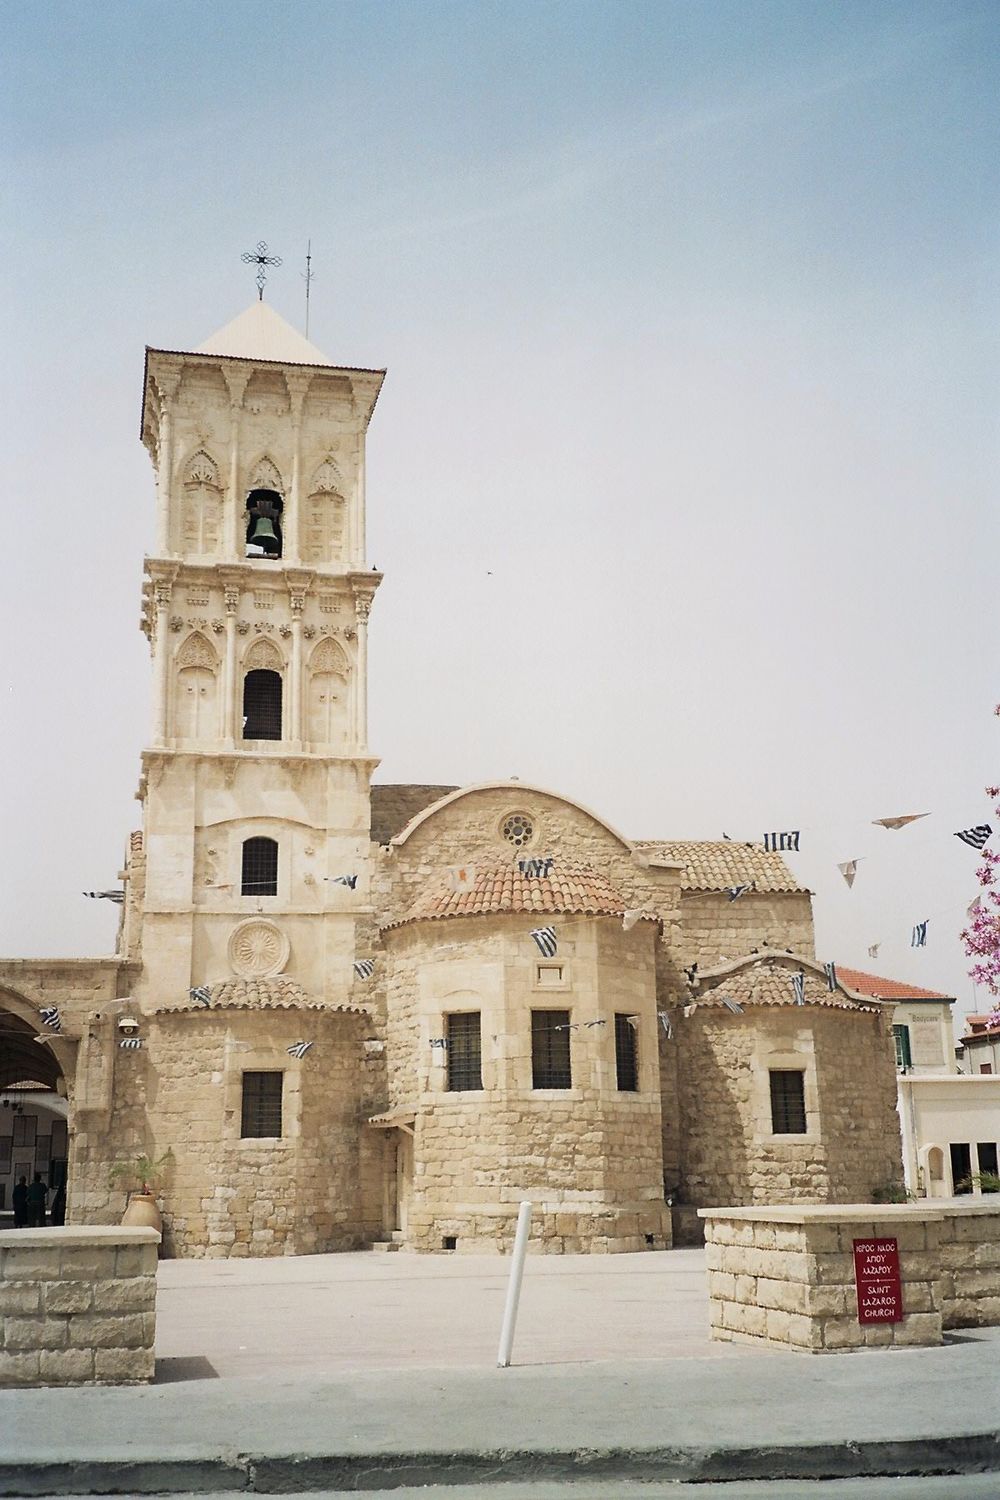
{"left": 302, "top": 457, "right": 347, "bottom": 564}
{"left": 174, "top": 631, "right": 219, "bottom": 741}
{"left": 306, "top": 637, "right": 349, "bottom": 747}
{"left": 180, "top": 450, "right": 223, "bottom": 557}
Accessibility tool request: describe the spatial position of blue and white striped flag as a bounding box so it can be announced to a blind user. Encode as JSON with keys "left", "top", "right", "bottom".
{"left": 658, "top": 1010, "right": 673, "bottom": 1039}
{"left": 189, "top": 986, "right": 212, "bottom": 1006}
{"left": 39, "top": 1006, "right": 62, "bottom": 1032}
{"left": 824, "top": 962, "right": 837, "bottom": 992}
{"left": 326, "top": 875, "right": 358, "bottom": 888}
{"left": 518, "top": 857, "right": 554, "bottom": 878}
{"left": 83, "top": 890, "right": 124, "bottom": 904}
{"left": 286, "top": 1040, "right": 313, "bottom": 1059}
{"left": 792, "top": 972, "right": 806, "bottom": 1005}
{"left": 584, "top": 1019, "right": 607, "bottom": 1028}
{"left": 727, "top": 883, "right": 753, "bottom": 902}
{"left": 118, "top": 1037, "right": 142, "bottom": 1051}
{"left": 912, "top": 921, "right": 928, "bottom": 948}
{"left": 955, "top": 825, "right": 992, "bottom": 851}
{"left": 764, "top": 832, "right": 800, "bottom": 853}
{"left": 429, "top": 1037, "right": 448, "bottom": 1050}
{"left": 353, "top": 959, "right": 375, "bottom": 980}
{"left": 867, "top": 943, "right": 880, "bottom": 959}
{"left": 530, "top": 926, "right": 558, "bottom": 957}
{"left": 720, "top": 997, "right": 744, "bottom": 1015}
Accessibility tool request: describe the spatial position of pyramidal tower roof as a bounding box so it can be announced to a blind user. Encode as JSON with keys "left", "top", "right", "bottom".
{"left": 195, "top": 300, "right": 335, "bottom": 367}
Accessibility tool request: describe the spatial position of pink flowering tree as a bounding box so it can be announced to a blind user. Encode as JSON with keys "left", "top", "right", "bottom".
{"left": 961, "top": 766, "right": 1000, "bottom": 1023}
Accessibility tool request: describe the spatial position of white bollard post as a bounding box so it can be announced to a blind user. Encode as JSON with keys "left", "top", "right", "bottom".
{"left": 497, "top": 1200, "right": 532, "bottom": 1368}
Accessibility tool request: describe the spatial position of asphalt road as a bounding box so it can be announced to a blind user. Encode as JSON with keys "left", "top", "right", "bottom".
{"left": 29, "top": 1478, "right": 1000, "bottom": 1499}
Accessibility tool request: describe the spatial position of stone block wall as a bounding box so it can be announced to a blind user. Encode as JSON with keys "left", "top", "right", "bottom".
{"left": 0, "top": 1226, "right": 158, "bottom": 1386}
{"left": 701, "top": 1207, "right": 943, "bottom": 1352}
{"left": 938, "top": 1207, "right": 1000, "bottom": 1327}
{"left": 676, "top": 892, "right": 815, "bottom": 974}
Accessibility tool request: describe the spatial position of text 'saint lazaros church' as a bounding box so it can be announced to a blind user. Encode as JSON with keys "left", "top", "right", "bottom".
{"left": 0, "top": 303, "right": 906, "bottom": 1256}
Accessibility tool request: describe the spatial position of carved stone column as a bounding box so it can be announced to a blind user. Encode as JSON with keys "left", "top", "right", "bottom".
{"left": 222, "top": 583, "right": 240, "bottom": 746}
{"left": 222, "top": 369, "right": 250, "bottom": 560}
{"left": 151, "top": 582, "right": 173, "bottom": 747}
{"left": 154, "top": 366, "right": 181, "bottom": 556}
{"left": 285, "top": 379, "right": 308, "bottom": 565}
{"left": 289, "top": 590, "right": 305, "bottom": 748}
{"left": 352, "top": 589, "right": 374, "bottom": 752}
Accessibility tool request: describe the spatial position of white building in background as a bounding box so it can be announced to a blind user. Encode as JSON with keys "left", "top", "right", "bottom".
{"left": 958, "top": 1011, "right": 1000, "bottom": 1077}
{"left": 838, "top": 967, "right": 1000, "bottom": 1199}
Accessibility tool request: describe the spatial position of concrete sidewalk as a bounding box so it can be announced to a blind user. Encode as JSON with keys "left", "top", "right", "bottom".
{"left": 3, "top": 1250, "right": 999, "bottom": 1495}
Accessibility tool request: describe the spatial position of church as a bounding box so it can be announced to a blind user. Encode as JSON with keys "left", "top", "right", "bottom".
{"left": 0, "top": 303, "right": 905, "bottom": 1257}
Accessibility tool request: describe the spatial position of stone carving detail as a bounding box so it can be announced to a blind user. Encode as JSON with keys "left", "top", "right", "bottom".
{"left": 309, "top": 638, "right": 348, "bottom": 675}
{"left": 253, "top": 621, "right": 275, "bottom": 634}
{"left": 154, "top": 584, "right": 173, "bottom": 609}
{"left": 169, "top": 616, "right": 184, "bottom": 632}
{"left": 182, "top": 451, "right": 223, "bottom": 556}
{"left": 211, "top": 618, "right": 225, "bottom": 633}
{"left": 176, "top": 632, "right": 217, "bottom": 670}
{"left": 248, "top": 456, "right": 284, "bottom": 494}
{"left": 236, "top": 620, "right": 250, "bottom": 635}
{"left": 244, "top": 637, "right": 282, "bottom": 670}
{"left": 318, "top": 595, "right": 340, "bottom": 613}
{"left": 312, "top": 457, "right": 343, "bottom": 493}
{"left": 253, "top": 591, "right": 274, "bottom": 610}
{"left": 186, "top": 588, "right": 210, "bottom": 606}
{"left": 224, "top": 587, "right": 240, "bottom": 614}
{"left": 228, "top": 918, "right": 289, "bottom": 979}
{"left": 302, "top": 624, "right": 316, "bottom": 639}
{"left": 278, "top": 624, "right": 292, "bottom": 638}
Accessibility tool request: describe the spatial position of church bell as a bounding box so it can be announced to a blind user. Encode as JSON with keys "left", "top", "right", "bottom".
{"left": 247, "top": 513, "right": 280, "bottom": 553}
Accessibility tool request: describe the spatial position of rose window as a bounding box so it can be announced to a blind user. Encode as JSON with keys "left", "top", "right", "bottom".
{"left": 228, "top": 918, "right": 289, "bottom": 978}
{"left": 501, "top": 812, "right": 534, "bottom": 848}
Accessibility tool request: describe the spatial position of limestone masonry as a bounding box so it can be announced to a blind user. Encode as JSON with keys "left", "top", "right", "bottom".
{"left": 0, "top": 303, "right": 905, "bottom": 1256}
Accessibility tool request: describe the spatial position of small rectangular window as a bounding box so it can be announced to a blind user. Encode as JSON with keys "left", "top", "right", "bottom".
{"left": 769, "top": 1070, "right": 806, "bottom": 1134}
{"left": 446, "top": 1012, "right": 482, "bottom": 1091}
{"left": 951, "top": 1142, "right": 972, "bottom": 1194}
{"left": 614, "top": 1014, "right": 639, "bottom": 1091}
{"left": 892, "top": 1024, "right": 912, "bottom": 1070}
{"left": 535, "top": 963, "right": 564, "bottom": 987}
{"left": 241, "top": 1071, "right": 283, "bottom": 1138}
{"left": 532, "top": 1010, "right": 572, "bottom": 1089}
{"left": 242, "top": 837, "right": 278, "bottom": 896}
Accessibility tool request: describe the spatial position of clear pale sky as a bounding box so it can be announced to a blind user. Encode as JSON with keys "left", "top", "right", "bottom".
{"left": 2, "top": 1, "right": 996, "bottom": 1026}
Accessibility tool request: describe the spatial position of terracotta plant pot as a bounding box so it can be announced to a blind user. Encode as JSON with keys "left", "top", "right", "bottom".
{"left": 121, "top": 1192, "right": 162, "bottom": 1233}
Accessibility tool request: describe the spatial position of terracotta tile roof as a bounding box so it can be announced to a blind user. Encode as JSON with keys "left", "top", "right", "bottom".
{"left": 370, "top": 784, "right": 459, "bottom": 845}
{"left": 151, "top": 977, "right": 368, "bottom": 1015}
{"left": 635, "top": 840, "right": 805, "bottom": 893}
{"left": 696, "top": 958, "right": 880, "bottom": 1014}
{"left": 835, "top": 967, "right": 955, "bottom": 1002}
{"left": 385, "top": 860, "right": 656, "bottom": 931}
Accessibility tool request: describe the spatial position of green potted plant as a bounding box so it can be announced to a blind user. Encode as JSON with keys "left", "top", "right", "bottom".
{"left": 109, "top": 1150, "right": 174, "bottom": 1232}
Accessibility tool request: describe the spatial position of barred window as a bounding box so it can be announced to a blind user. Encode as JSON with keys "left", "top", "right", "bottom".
{"left": 242, "top": 837, "right": 278, "bottom": 896}
{"left": 614, "top": 1014, "right": 639, "bottom": 1091}
{"left": 769, "top": 1070, "right": 806, "bottom": 1134}
{"left": 532, "top": 1010, "right": 572, "bottom": 1089}
{"left": 243, "top": 669, "right": 283, "bottom": 740}
{"left": 446, "top": 1012, "right": 482, "bottom": 1091}
{"left": 241, "top": 1071, "right": 282, "bottom": 1138}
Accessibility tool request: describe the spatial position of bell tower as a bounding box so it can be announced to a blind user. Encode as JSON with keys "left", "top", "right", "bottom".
{"left": 134, "top": 302, "right": 384, "bottom": 1008}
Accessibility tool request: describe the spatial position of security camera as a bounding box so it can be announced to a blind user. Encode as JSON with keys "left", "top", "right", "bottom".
{"left": 117, "top": 1016, "right": 139, "bottom": 1037}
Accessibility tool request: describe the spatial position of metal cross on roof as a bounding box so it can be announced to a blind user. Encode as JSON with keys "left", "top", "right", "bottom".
{"left": 241, "top": 240, "right": 282, "bottom": 301}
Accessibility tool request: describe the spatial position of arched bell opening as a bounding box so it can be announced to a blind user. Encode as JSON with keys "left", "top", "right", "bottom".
{"left": 245, "top": 488, "right": 284, "bottom": 558}
{"left": 0, "top": 1006, "right": 69, "bottom": 1225}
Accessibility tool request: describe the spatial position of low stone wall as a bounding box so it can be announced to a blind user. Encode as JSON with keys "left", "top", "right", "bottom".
{"left": 700, "top": 1201, "right": 1000, "bottom": 1353}
{"left": 0, "top": 1226, "right": 158, "bottom": 1386}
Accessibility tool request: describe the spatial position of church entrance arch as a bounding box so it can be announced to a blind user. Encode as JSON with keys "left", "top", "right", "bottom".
{"left": 0, "top": 997, "right": 70, "bottom": 1222}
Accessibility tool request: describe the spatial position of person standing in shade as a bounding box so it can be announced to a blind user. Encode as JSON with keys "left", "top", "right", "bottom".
{"left": 26, "top": 1173, "right": 47, "bottom": 1227}
{"left": 12, "top": 1175, "right": 28, "bottom": 1227}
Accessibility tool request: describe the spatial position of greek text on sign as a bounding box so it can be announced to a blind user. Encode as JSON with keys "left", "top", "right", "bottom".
{"left": 853, "top": 1237, "right": 903, "bottom": 1324}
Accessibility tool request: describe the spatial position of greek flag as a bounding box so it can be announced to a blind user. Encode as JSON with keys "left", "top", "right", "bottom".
{"left": 83, "top": 890, "right": 124, "bottom": 904}
{"left": 658, "top": 1010, "right": 673, "bottom": 1039}
{"left": 912, "top": 921, "right": 928, "bottom": 948}
{"left": 353, "top": 959, "right": 375, "bottom": 980}
{"left": 792, "top": 972, "right": 806, "bottom": 1005}
{"left": 684, "top": 963, "right": 699, "bottom": 986}
{"left": 189, "top": 986, "right": 212, "bottom": 1006}
{"left": 518, "top": 857, "right": 554, "bottom": 878}
{"left": 327, "top": 875, "right": 358, "bottom": 888}
{"left": 824, "top": 962, "right": 837, "bottom": 992}
{"left": 118, "top": 1037, "right": 142, "bottom": 1051}
{"left": 39, "top": 1006, "right": 61, "bottom": 1033}
{"left": 720, "top": 997, "right": 744, "bottom": 1015}
{"left": 867, "top": 943, "right": 880, "bottom": 959}
{"left": 584, "top": 1019, "right": 607, "bottom": 1028}
{"left": 429, "top": 1037, "right": 448, "bottom": 1049}
{"left": 530, "top": 926, "right": 557, "bottom": 957}
{"left": 286, "top": 1040, "right": 313, "bottom": 1059}
{"left": 764, "top": 832, "right": 799, "bottom": 853}
{"left": 727, "top": 883, "right": 753, "bottom": 902}
{"left": 955, "top": 825, "right": 992, "bottom": 851}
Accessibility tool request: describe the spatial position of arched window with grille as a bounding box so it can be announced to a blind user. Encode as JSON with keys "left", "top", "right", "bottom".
{"left": 242, "top": 837, "right": 278, "bottom": 896}
{"left": 243, "top": 669, "right": 282, "bottom": 740}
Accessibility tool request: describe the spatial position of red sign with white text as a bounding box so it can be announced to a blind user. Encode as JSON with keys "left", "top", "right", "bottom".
{"left": 853, "top": 1237, "right": 903, "bottom": 1324}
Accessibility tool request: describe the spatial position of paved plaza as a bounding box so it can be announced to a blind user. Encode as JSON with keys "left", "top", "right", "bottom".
{"left": 3, "top": 1249, "right": 1000, "bottom": 1496}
